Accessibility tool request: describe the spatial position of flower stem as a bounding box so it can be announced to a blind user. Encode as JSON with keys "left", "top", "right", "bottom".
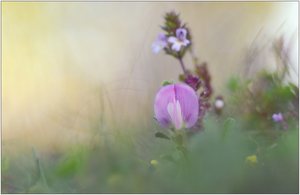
{"left": 32, "top": 147, "right": 49, "bottom": 190}
{"left": 179, "top": 57, "right": 188, "bottom": 75}
{"left": 188, "top": 47, "right": 199, "bottom": 66}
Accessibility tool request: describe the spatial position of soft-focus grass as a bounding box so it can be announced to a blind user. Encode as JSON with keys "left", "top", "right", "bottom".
{"left": 2, "top": 79, "right": 298, "bottom": 193}
{"left": 2, "top": 68, "right": 299, "bottom": 193}
{"left": 2, "top": 41, "right": 298, "bottom": 193}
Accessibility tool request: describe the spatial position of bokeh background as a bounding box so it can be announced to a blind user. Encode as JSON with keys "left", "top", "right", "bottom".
{"left": 2, "top": 2, "right": 298, "bottom": 153}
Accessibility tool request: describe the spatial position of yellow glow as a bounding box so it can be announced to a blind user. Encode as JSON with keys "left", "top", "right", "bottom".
{"left": 2, "top": 2, "right": 297, "bottom": 151}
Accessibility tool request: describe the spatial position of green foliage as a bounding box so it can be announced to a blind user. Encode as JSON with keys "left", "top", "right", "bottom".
{"left": 2, "top": 69, "right": 298, "bottom": 193}
{"left": 155, "top": 132, "right": 170, "bottom": 140}
{"left": 161, "top": 80, "right": 173, "bottom": 86}
{"left": 27, "top": 180, "right": 49, "bottom": 194}
{"left": 227, "top": 76, "right": 241, "bottom": 92}
{"left": 226, "top": 70, "right": 298, "bottom": 131}
{"left": 2, "top": 113, "right": 298, "bottom": 193}
{"left": 55, "top": 147, "right": 88, "bottom": 178}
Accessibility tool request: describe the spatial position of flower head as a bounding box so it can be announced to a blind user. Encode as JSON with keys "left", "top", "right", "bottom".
{"left": 154, "top": 83, "right": 199, "bottom": 129}
{"left": 214, "top": 96, "right": 224, "bottom": 115}
{"left": 214, "top": 96, "right": 224, "bottom": 110}
{"left": 152, "top": 33, "right": 168, "bottom": 53}
{"left": 245, "top": 154, "right": 258, "bottom": 166}
{"left": 215, "top": 99, "right": 224, "bottom": 109}
{"left": 272, "top": 112, "right": 283, "bottom": 122}
{"left": 168, "top": 28, "right": 190, "bottom": 52}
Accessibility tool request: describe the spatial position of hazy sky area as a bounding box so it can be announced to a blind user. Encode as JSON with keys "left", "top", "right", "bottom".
{"left": 2, "top": 2, "right": 298, "bottom": 152}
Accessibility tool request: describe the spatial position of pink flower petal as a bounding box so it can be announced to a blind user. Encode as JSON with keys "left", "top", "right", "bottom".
{"left": 154, "top": 84, "right": 199, "bottom": 129}
{"left": 174, "top": 84, "right": 199, "bottom": 128}
{"left": 154, "top": 85, "right": 176, "bottom": 128}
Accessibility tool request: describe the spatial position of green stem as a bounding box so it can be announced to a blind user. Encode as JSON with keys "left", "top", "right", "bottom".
{"left": 188, "top": 47, "right": 199, "bottom": 66}
{"left": 179, "top": 57, "right": 188, "bottom": 75}
{"left": 32, "top": 148, "right": 49, "bottom": 190}
{"left": 173, "top": 131, "right": 189, "bottom": 161}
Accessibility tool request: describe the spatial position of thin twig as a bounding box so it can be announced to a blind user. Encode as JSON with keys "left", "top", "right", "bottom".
{"left": 179, "top": 57, "right": 188, "bottom": 75}
{"left": 188, "top": 47, "right": 199, "bottom": 66}
{"left": 32, "top": 148, "right": 49, "bottom": 190}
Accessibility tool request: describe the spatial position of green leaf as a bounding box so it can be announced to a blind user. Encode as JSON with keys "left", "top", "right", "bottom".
{"left": 55, "top": 149, "right": 87, "bottom": 178}
{"left": 56, "top": 158, "right": 79, "bottom": 177}
{"left": 223, "top": 118, "right": 236, "bottom": 132}
{"left": 178, "top": 74, "right": 185, "bottom": 82}
{"left": 155, "top": 132, "right": 170, "bottom": 140}
{"left": 162, "top": 80, "right": 173, "bottom": 86}
{"left": 227, "top": 77, "right": 241, "bottom": 92}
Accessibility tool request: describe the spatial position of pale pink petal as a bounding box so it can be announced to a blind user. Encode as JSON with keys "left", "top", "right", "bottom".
{"left": 154, "top": 85, "right": 176, "bottom": 128}
{"left": 174, "top": 84, "right": 199, "bottom": 128}
{"left": 175, "top": 100, "right": 183, "bottom": 129}
{"left": 167, "top": 101, "right": 174, "bottom": 123}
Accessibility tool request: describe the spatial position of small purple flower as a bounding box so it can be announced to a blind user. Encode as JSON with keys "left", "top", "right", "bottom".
{"left": 272, "top": 113, "right": 283, "bottom": 122}
{"left": 152, "top": 33, "right": 168, "bottom": 53}
{"left": 168, "top": 28, "right": 190, "bottom": 52}
{"left": 154, "top": 83, "right": 199, "bottom": 129}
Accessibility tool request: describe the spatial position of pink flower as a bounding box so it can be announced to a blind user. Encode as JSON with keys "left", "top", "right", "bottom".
{"left": 168, "top": 28, "right": 190, "bottom": 52}
{"left": 272, "top": 112, "right": 284, "bottom": 122}
{"left": 154, "top": 83, "right": 199, "bottom": 129}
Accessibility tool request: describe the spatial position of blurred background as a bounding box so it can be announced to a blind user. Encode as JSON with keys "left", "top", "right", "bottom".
{"left": 2, "top": 2, "right": 298, "bottom": 152}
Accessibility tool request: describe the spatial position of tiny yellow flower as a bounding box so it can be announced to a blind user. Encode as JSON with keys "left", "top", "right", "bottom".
{"left": 245, "top": 154, "right": 258, "bottom": 165}
{"left": 150, "top": 160, "right": 159, "bottom": 166}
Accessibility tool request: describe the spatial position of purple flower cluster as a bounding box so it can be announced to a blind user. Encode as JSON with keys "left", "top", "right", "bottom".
{"left": 151, "top": 12, "right": 191, "bottom": 59}
{"left": 152, "top": 28, "right": 190, "bottom": 54}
